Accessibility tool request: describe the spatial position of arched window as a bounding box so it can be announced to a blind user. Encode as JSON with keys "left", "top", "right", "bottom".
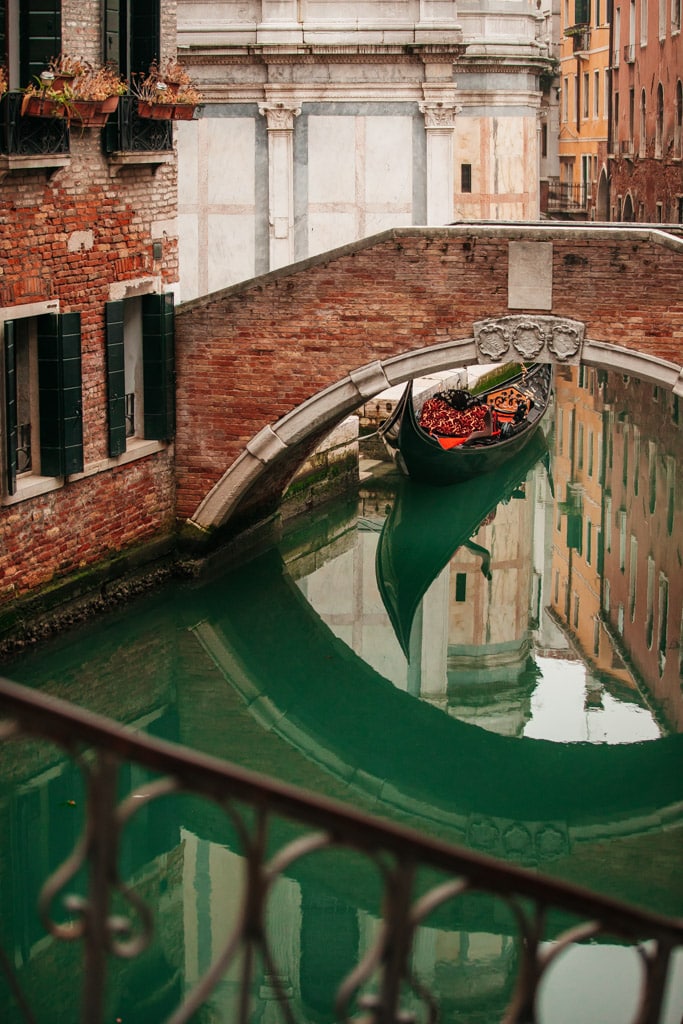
{"left": 655, "top": 84, "right": 664, "bottom": 158}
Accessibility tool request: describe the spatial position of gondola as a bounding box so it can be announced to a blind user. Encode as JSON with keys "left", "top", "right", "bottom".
{"left": 379, "top": 362, "right": 553, "bottom": 485}
{"left": 375, "top": 430, "right": 550, "bottom": 657}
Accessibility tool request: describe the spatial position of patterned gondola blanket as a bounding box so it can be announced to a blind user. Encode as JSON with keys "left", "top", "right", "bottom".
{"left": 419, "top": 398, "right": 489, "bottom": 437}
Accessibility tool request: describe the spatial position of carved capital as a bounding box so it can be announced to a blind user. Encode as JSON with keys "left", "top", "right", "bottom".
{"left": 258, "top": 103, "right": 301, "bottom": 130}
{"left": 418, "top": 101, "right": 461, "bottom": 128}
{"left": 473, "top": 315, "right": 585, "bottom": 364}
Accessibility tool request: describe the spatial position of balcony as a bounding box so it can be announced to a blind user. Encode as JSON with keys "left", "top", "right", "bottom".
{"left": 0, "top": 674, "right": 681, "bottom": 1024}
{"left": 546, "top": 181, "right": 591, "bottom": 216}
{"left": 565, "top": 23, "right": 591, "bottom": 51}
{"left": 0, "top": 91, "right": 70, "bottom": 179}
{"left": 103, "top": 95, "right": 174, "bottom": 174}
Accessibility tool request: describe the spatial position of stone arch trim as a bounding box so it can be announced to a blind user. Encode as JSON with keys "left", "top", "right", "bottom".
{"left": 189, "top": 333, "right": 683, "bottom": 533}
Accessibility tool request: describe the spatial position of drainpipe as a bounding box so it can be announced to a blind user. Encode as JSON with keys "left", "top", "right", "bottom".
{"left": 606, "top": 0, "right": 614, "bottom": 219}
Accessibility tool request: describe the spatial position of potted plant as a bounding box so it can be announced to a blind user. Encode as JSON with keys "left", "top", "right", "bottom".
{"left": 21, "top": 57, "right": 126, "bottom": 126}
{"left": 134, "top": 59, "right": 202, "bottom": 120}
{"left": 69, "top": 64, "right": 127, "bottom": 126}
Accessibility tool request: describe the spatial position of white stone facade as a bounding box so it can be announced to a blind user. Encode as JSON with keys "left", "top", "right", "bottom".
{"left": 176, "top": 0, "right": 553, "bottom": 301}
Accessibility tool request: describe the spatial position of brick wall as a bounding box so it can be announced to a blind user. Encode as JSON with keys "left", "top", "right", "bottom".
{"left": 0, "top": 7, "right": 180, "bottom": 615}
{"left": 174, "top": 228, "right": 683, "bottom": 522}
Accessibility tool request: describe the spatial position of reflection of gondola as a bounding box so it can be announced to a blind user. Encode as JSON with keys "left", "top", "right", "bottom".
{"left": 379, "top": 363, "right": 552, "bottom": 485}
{"left": 375, "top": 430, "right": 549, "bottom": 657}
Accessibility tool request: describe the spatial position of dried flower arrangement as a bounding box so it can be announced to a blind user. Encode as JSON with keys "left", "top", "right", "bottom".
{"left": 22, "top": 57, "right": 127, "bottom": 124}
{"left": 133, "top": 58, "right": 202, "bottom": 120}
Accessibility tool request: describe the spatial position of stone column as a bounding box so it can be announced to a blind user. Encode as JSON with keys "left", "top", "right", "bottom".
{"left": 419, "top": 98, "right": 461, "bottom": 226}
{"left": 259, "top": 102, "right": 301, "bottom": 271}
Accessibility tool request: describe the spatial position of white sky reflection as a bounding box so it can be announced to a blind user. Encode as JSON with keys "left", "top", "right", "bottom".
{"left": 523, "top": 658, "right": 662, "bottom": 743}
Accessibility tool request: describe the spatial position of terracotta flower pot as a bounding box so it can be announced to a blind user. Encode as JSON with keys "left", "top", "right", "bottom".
{"left": 98, "top": 95, "right": 120, "bottom": 114}
{"left": 137, "top": 99, "right": 174, "bottom": 120}
{"left": 172, "top": 104, "right": 197, "bottom": 121}
{"left": 21, "top": 94, "right": 66, "bottom": 118}
{"left": 70, "top": 100, "right": 109, "bottom": 127}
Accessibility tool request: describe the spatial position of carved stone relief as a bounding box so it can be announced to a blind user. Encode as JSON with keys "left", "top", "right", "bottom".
{"left": 473, "top": 315, "right": 585, "bottom": 365}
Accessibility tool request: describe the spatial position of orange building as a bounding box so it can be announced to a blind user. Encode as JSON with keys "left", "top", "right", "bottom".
{"left": 555, "top": 0, "right": 612, "bottom": 219}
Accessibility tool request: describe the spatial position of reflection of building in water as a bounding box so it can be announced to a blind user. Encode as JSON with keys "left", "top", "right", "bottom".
{"left": 550, "top": 366, "right": 683, "bottom": 733}
{"left": 601, "top": 374, "right": 683, "bottom": 731}
{"left": 442, "top": 471, "right": 540, "bottom": 736}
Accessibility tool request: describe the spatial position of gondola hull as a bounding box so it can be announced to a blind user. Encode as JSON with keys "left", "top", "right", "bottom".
{"left": 379, "top": 363, "right": 553, "bottom": 486}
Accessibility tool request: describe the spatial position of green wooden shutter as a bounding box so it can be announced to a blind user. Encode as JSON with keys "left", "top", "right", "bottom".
{"left": 19, "top": 0, "right": 61, "bottom": 87}
{"left": 103, "top": 0, "right": 120, "bottom": 70}
{"left": 105, "top": 301, "right": 127, "bottom": 457}
{"left": 37, "top": 312, "right": 83, "bottom": 478}
{"left": 142, "top": 292, "right": 175, "bottom": 441}
{"left": 4, "top": 320, "right": 17, "bottom": 496}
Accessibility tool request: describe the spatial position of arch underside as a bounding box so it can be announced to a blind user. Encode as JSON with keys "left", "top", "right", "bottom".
{"left": 189, "top": 330, "right": 683, "bottom": 536}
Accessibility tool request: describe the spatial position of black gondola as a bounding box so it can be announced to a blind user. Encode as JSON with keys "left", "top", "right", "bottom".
{"left": 379, "top": 362, "right": 553, "bottom": 485}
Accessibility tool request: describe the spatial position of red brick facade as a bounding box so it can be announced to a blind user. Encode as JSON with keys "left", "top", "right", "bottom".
{"left": 0, "top": 2, "right": 180, "bottom": 617}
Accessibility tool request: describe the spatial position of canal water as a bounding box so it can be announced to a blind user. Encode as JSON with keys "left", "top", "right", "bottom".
{"left": 0, "top": 366, "right": 682, "bottom": 1023}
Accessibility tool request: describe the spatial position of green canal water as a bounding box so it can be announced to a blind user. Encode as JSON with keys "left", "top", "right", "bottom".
{"left": 1, "top": 370, "right": 682, "bottom": 1022}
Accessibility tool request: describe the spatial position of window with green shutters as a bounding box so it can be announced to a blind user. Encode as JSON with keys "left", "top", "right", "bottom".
{"left": 2, "top": 311, "right": 83, "bottom": 495}
{"left": 105, "top": 293, "right": 175, "bottom": 456}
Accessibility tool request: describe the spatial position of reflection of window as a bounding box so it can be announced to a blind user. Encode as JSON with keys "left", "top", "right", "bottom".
{"left": 665, "top": 456, "right": 675, "bottom": 535}
{"left": 588, "top": 429, "right": 594, "bottom": 476}
{"left": 648, "top": 441, "right": 657, "bottom": 513}
{"left": 455, "top": 573, "right": 467, "bottom": 602}
{"left": 645, "top": 556, "right": 655, "bottom": 648}
{"left": 2, "top": 312, "right": 83, "bottom": 497}
{"left": 586, "top": 519, "right": 592, "bottom": 564}
{"left": 604, "top": 577, "right": 610, "bottom": 613}
{"left": 604, "top": 493, "right": 612, "bottom": 552}
{"left": 105, "top": 294, "right": 175, "bottom": 456}
{"left": 629, "top": 536, "right": 637, "bottom": 620}
{"left": 658, "top": 574, "right": 669, "bottom": 672}
{"left": 617, "top": 509, "right": 626, "bottom": 571}
{"left": 573, "top": 593, "right": 580, "bottom": 629}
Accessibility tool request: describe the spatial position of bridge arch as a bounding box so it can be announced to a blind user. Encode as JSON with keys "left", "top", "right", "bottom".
{"left": 189, "top": 332, "right": 682, "bottom": 534}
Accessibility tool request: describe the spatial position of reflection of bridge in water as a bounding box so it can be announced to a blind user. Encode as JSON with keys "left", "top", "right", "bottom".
{"left": 190, "top": 546, "right": 683, "bottom": 870}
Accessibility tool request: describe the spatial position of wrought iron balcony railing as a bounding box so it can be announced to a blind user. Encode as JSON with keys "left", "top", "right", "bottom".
{"left": 102, "top": 95, "right": 173, "bottom": 155}
{"left": 0, "top": 91, "right": 70, "bottom": 157}
{"left": 0, "top": 674, "right": 681, "bottom": 1024}
{"left": 546, "top": 181, "right": 590, "bottom": 212}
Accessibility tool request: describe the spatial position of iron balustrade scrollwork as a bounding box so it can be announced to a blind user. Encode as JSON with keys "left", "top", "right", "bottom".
{"left": 102, "top": 95, "right": 173, "bottom": 155}
{"left": 0, "top": 674, "right": 681, "bottom": 1024}
{"left": 0, "top": 91, "right": 70, "bottom": 157}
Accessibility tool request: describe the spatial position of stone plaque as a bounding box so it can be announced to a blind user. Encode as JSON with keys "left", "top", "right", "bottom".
{"left": 508, "top": 241, "right": 553, "bottom": 311}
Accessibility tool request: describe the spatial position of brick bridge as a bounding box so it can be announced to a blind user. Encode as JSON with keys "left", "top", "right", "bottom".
{"left": 175, "top": 224, "right": 683, "bottom": 541}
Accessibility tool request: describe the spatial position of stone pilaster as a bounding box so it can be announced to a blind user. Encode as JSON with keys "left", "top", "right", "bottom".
{"left": 259, "top": 102, "right": 301, "bottom": 270}
{"left": 419, "top": 96, "right": 461, "bottom": 225}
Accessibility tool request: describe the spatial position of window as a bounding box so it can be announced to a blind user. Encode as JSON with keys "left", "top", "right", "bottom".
{"left": 655, "top": 84, "right": 664, "bottom": 157}
{"left": 641, "top": 0, "right": 648, "bottom": 43}
{"left": 675, "top": 81, "right": 683, "bottom": 159}
{"left": 104, "top": 0, "right": 161, "bottom": 80}
{"left": 583, "top": 72, "right": 590, "bottom": 118}
{"left": 455, "top": 573, "right": 467, "bottom": 602}
{"left": 639, "top": 90, "right": 647, "bottom": 157}
{"left": 674, "top": 0, "right": 682, "bottom": 31}
{"left": 0, "top": 0, "right": 61, "bottom": 89}
{"left": 2, "top": 311, "right": 83, "bottom": 497}
{"left": 105, "top": 293, "right": 175, "bottom": 456}
{"left": 563, "top": 77, "right": 569, "bottom": 122}
{"left": 594, "top": 70, "right": 600, "bottom": 117}
{"left": 659, "top": 0, "right": 666, "bottom": 36}
{"left": 460, "top": 164, "right": 472, "bottom": 193}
